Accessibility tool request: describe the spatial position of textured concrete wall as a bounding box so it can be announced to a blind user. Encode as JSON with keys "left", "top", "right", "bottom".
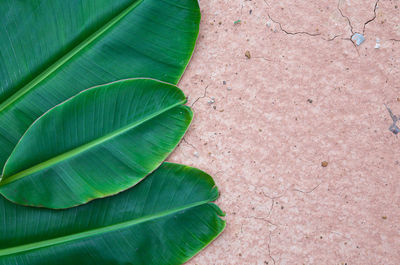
{"left": 170, "top": 0, "right": 400, "bottom": 264}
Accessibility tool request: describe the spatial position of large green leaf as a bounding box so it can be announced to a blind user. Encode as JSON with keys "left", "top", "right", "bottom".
{"left": 0, "top": 78, "right": 192, "bottom": 208}
{"left": 0, "top": 162, "right": 225, "bottom": 265}
{"left": 0, "top": 0, "right": 200, "bottom": 171}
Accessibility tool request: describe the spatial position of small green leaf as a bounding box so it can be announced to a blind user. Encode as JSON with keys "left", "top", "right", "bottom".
{"left": 0, "top": 163, "right": 225, "bottom": 265}
{"left": 0, "top": 79, "right": 192, "bottom": 208}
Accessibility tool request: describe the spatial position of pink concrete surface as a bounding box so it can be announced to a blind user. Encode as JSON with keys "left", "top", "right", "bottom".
{"left": 169, "top": 0, "right": 400, "bottom": 264}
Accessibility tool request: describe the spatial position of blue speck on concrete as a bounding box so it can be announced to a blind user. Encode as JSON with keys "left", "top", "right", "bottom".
{"left": 385, "top": 104, "right": 400, "bottom": 135}
{"left": 351, "top": 33, "right": 365, "bottom": 46}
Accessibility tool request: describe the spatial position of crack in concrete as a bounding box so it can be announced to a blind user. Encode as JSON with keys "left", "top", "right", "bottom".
{"left": 262, "top": 191, "right": 284, "bottom": 217}
{"left": 263, "top": 1, "right": 345, "bottom": 44}
{"left": 267, "top": 231, "right": 276, "bottom": 265}
{"left": 190, "top": 85, "right": 209, "bottom": 107}
{"left": 322, "top": 34, "right": 342, "bottom": 41}
{"left": 263, "top": 0, "right": 385, "bottom": 52}
{"left": 338, "top": 0, "right": 380, "bottom": 44}
{"left": 239, "top": 212, "right": 279, "bottom": 264}
{"left": 237, "top": 189, "right": 285, "bottom": 264}
{"left": 293, "top": 183, "right": 321, "bottom": 194}
{"left": 182, "top": 137, "right": 197, "bottom": 150}
{"left": 267, "top": 14, "right": 321, "bottom": 37}
{"left": 337, "top": 0, "right": 354, "bottom": 34}
{"left": 242, "top": 215, "right": 278, "bottom": 226}
{"left": 241, "top": 191, "right": 283, "bottom": 226}
{"left": 363, "top": 0, "right": 380, "bottom": 34}
{"left": 336, "top": 0, "right": 361, "bottom": 53}
{"left": 253, "top": 56, "right": 273, "bottom": 62}
{"left": 242, "top": 215, "right": 279, "bottom": 265}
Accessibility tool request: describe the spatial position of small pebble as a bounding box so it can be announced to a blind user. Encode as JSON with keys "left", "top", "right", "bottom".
{"left": 307, "top": 99, "right": 313, "bottom": 103}
{"left": 208, "top": 97, "right": 215, "bottom": 104}
{"left": 223, "top": 81, "right": 226, "bottom": 85}
{"left": 245, "top": 50, "right": 251, "bottom": 59}
{"left": 351, "top": 33, "right": 365, "bottom": 46}
{"left": 382, "top": 216, "right": 387, "bottom": 220}
{"left": 227, "top": 87, "right": 232, "bottom": 91}
{"left": 193, "top": 151, "right": 199, "bottom": 157}
{"left": 375, "top": 38, "right": 381, "bottom": 49}
{"left": 321, "top": 161, "right": 328, "bottom": 167}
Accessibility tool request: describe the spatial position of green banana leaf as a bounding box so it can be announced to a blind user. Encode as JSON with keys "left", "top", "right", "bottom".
{"left": 0, "top": 0, "right": 200, "bottom": 171}
{"left": 0, "top": 78, "right": 192, "bottom": 209}
{"left": 0, "top": 162, "right": 225, "bottom": 265}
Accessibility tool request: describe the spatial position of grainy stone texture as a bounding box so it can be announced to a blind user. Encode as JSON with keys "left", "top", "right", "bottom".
{"left": 169, "top": 0, "right": 400, "bottom": 264}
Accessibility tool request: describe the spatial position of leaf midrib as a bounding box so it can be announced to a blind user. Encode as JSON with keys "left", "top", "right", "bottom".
{"left": 0, "top": 100, "right": 186, "bottom": 186}
{"left": 0, "top": 199, "right": 212, "bottom": 257}
{"left": 0, "top": 0, "right": 144, "bottom": 113}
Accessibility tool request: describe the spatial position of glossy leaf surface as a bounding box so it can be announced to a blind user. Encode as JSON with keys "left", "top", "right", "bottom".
{"left": 0, "top": 163, "right": 225, "bottom": 265}
{"left": 0, "top": 0, "right": 200, "bottom": 170}
{"left": 0, "top": 79, "right": 192, "bottom": 208}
